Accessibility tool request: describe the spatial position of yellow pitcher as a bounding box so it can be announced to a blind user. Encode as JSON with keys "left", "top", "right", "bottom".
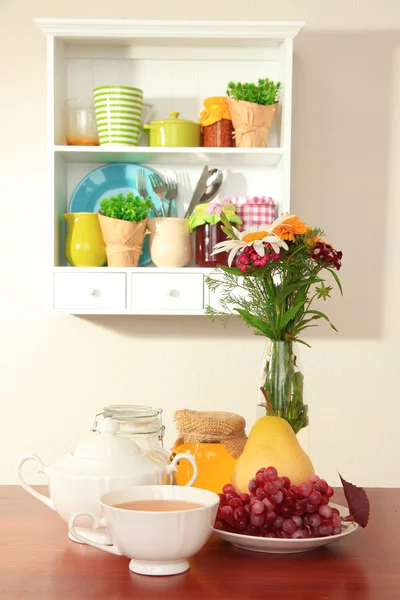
{"left": 63, "top": 212, "right": 106, "bottom": 267}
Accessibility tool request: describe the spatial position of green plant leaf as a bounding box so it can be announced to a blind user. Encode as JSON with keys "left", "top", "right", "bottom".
{"left": 277, "top": 300, "right": 305, "bottom": 329}
{"left": 226, "top": 77, "right": 281, "bottom": 106}
{"left": 292, "top": 338, "right": 312, "bottom": 348}
{"left": 274, "top": 278, "right": 322, "bottom": 306}
{"left": 220, "top": 266, "right": 242, "bottom": 276}
{"left": 220, "top": 226, "right": 232, "bottom": 237}
{"left": 219, "top": 212, "right": 238, "bottom": 238}
{"left": 100, "top": 192, "right": 151, "bottom": 223}
{"left": 262, "top": 277, "right": 277, "bottom": 302}
{"left": 325, "top": 267, "right": 344, "bottom": 295}
{"left": 306, "top": 309, "right": 338, "bottom": 332}
{"left": 236, "top": 309, "right": 275, "bottom": 338}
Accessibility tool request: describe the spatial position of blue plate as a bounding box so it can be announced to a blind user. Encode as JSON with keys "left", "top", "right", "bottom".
{"left": 68, "top": 163, "right": 176, "bottom": 266}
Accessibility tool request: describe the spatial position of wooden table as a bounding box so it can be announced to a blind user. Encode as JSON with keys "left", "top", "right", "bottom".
{"left": 0, "top": 486, "right": 398, "bottom": 599}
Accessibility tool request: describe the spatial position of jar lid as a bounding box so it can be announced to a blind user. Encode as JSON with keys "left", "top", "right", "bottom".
{"left": 103, "top": 404, "right": 162, "bottom": 421}
{"left": 226, "top": 196, "right": 275, "bottom": 206}
{"left": 146, "top": 112, "right": 199, "bottom": 126}
{"left": 200, "top": 96, "right": 232, "bottom": 126}
{"left": 188, "top": 202, "right": 242, "bottom": 232}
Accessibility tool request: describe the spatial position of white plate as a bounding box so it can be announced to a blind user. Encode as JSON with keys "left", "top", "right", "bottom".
{"left": 212, "top": 503, "right": 358, "bottom": 554}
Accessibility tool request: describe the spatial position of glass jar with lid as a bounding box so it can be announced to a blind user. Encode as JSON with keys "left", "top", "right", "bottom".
{"left": 188, "top": 202, "right": 242, "bottom": 268}
{"left": 93, "top": 405, "right": 170, "bottom": 466}
{"left": 172, "top": 409, "right": 247, "bottom": 494}
{"left": 200, "top": 96, "right": 234, "bottom": 147}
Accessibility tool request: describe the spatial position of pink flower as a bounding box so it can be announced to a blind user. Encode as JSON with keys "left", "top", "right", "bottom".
{"left": 235, "top": 246, "right": 271, "bottom": 270}
{"left": 205, "top": 200, "right": 227, "bottom": 215}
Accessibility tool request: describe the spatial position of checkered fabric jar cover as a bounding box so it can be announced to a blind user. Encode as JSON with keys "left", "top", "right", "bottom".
{"left": 226, "top": 196, "right": 275, "bottom": 231}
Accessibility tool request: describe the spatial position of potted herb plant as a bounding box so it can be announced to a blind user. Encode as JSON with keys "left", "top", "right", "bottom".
{"left": 226, "top": 77, "right": 281, "bottom": 148}
{"left": 98, "top": 192, "right": 151, "bottom": 266}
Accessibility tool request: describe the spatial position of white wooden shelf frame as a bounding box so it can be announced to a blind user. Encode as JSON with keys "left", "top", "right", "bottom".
{"left": 35, "top": 19, "right": 304, "bottom": 315}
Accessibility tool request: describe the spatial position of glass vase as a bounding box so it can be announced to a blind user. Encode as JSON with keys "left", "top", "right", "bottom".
{"left": 258, "top": 341, "right": 309, "bottom": 436}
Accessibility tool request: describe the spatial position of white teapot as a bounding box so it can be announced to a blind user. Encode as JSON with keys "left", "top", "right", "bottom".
{"left": 16, "top": 418, "right": 197, "bottom": 543}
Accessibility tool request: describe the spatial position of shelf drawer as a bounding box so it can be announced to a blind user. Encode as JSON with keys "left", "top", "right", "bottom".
{"left": 131, "top": 273, "right": 204, "bottom": 311}
{"left": 54, "top": 273, "right": 126, "bottom": 310}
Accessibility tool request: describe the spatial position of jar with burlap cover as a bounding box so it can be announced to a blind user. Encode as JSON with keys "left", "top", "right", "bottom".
{"left": 172, "top": 409, "right": 247, "bottom": 494}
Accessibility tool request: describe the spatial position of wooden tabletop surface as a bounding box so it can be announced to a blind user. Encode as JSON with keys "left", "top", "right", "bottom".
{"left": 0, "top": 486, "right": 398, "bottom": 599}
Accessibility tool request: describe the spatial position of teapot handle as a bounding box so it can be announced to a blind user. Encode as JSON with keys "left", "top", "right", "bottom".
{"left": 16, "top": 454, "right": 56, "bottom": 511}
{"left": 167, "top": 453, "right": 198, "bottom": 487}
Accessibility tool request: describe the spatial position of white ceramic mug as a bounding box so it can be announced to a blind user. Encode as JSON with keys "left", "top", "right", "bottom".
{"left": 147, "top": 217, "right": 193, "bottom": 268}
{"left": 68, "top": 485, "right": 219, "bottom": 576}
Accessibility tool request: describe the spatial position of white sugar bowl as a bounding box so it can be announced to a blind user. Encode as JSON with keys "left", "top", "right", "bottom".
{"left": 16, "top": 418, "right": 197, "bottom": 543}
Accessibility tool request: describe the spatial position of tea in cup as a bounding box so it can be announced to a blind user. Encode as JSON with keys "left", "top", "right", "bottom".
{"left": 68, "top": 485, "right": 219, "bottom": 576}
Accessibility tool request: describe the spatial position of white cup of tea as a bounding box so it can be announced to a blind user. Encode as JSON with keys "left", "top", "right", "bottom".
{"left": 68, "top": 485, "right": 219, "bottom": 576}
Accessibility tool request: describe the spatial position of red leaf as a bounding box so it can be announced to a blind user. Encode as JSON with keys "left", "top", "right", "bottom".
{"left": 339, "top": 473, "right": 370, "bottom": 528}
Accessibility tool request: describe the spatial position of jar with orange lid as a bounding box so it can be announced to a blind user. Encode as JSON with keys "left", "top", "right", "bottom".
{"left": 171, "top": 409, "right": 247, "bottom": 494}
{"left": 200, "top": 96, "right": 234, "bottom": 148}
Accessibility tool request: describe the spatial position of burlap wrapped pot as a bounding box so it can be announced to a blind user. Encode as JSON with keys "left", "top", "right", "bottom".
{"left": 227, "top": 98, "right": 278, "bottom": 148}
{"left": 98, "top": 213, "right": 147, "bottom": 267}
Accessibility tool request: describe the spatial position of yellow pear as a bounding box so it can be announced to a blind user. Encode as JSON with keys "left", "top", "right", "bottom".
{"left": 231, "top": 416, "right": 314, "bottom": 493}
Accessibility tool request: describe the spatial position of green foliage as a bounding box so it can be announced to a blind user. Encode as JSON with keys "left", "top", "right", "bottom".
{"left": 100, "top": 192, "right": 151, "bottom": 223}
{"left": 226, "top": 78, "right": 281, "bottom": 106}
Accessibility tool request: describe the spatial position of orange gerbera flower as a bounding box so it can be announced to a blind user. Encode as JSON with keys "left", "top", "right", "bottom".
{"left": 273, "top": 215, "right": 308, "bottom": 242}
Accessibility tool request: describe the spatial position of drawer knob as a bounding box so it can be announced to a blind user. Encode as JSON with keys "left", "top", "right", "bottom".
{"left": 166, "top": 289, "right": 179, "bottom": 298}
{"left": 89, "top": 288, "right": 101, "bottom": 297}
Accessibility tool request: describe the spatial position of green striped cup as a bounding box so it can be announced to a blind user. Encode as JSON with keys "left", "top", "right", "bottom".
{"left": 93, "top": 86, "right": 151, "bottom": 146}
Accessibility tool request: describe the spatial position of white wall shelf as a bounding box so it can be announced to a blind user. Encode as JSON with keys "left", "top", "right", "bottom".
{"left": 53, "top": 266, "right": 214, "bottom": 315}
{"left": 54, "top": 146, "right": 285, "bottom": 167}
{"left": 36, "top": 18, "right": 304, "bottom": 315}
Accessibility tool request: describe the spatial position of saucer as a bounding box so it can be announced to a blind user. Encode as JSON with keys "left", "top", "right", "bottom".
{"left": 212, "top": 503, "right": 358, "bottom": 554}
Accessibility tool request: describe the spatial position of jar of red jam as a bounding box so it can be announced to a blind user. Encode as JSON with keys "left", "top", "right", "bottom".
{"left": 195, "top": 222, "right": 229, "bottom": 267}
{"left": 188, "top": 202, "right": 242, "bottom": 268}
{"left": 200, "top": 97, "right": 234, "bottom": 148}
{"left": 203, "top": 118, "right": 234, "bottom": 148}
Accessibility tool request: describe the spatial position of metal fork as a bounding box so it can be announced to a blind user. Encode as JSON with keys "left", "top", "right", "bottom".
{"left": 136, "top": 169, "right": 161, "bottom": 217}
{"left": 165, "top": 170, "right": 178, "bottom": 217}
{"left": 149, "top": 173, "right": 167, "bottom": 217}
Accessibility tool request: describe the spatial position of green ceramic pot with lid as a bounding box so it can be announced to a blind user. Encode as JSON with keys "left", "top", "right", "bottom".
{"left": 142, "top": 112, "right": 201, "bottom": 147}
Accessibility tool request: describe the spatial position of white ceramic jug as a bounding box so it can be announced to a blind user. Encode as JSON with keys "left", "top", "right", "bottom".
{"left": 147, "top": 217, "right": 193, "bottom": 267}
{"left": 16, "top": 418, "right": 197, "bottom": 543}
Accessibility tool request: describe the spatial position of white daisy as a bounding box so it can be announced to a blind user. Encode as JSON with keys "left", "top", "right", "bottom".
{"left": 212, "top": 219, "right": 290, "bottom": 267}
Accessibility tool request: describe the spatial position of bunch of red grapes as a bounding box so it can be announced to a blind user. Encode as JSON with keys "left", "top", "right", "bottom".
{"left": 214, "top": 467, "right": 342, "bottom": 539}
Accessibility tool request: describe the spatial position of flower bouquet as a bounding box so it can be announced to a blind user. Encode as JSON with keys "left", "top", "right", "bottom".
{"left": 206, "top": 213, "right": 343, "bottom": 434}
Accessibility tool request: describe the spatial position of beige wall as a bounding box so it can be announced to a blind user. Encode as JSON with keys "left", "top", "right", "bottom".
{"left": 1, "top": 0, "right": 399, "bottom": 487}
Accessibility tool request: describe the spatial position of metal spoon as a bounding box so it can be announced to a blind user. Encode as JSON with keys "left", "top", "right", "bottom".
{"left": 198, "top": 168, "right": 223, "bottom": 204}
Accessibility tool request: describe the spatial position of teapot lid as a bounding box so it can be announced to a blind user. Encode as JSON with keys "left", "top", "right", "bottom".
{"left": 145, "top": 112, "right": 199, "bottom": 126}
{"left": 72, "top": 417, "right": 141, "bottom": 460}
